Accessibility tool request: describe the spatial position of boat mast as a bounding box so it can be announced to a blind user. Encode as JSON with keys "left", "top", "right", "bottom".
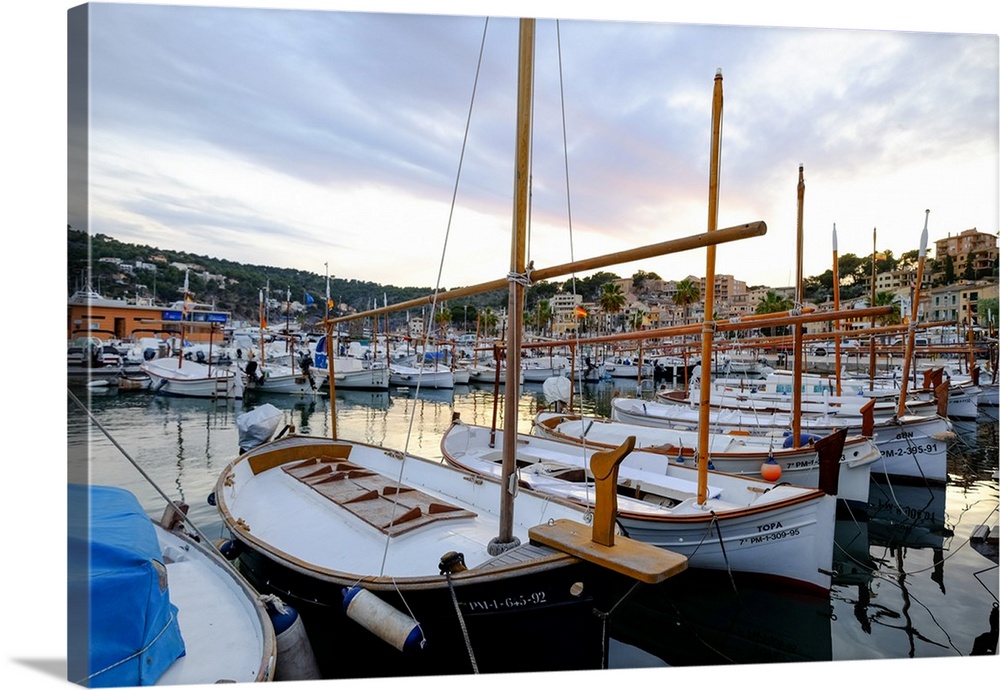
{"left": 896, "top": 210, "right": 930, "bottom": 419}
{"left": 791, "top": 165, "right": 805, "bottom": 447}
{"left": 696, "top": 69, "right": 723, "bottom": 504}
{"left": 258, "top": 289, "right": 266, "bottom": 365}
{"left": 832, "top": 224, "right": 842, "bottom": 395}
{"left": 868, "top": 227, "right": 877, "bottom": 391}
{"left": 495, "top": 16, "right": 534, "bottom": 552}
{"left": 324, "top": 264, "right": 338, "bottom": 439}
{"left": 177, "top": 269, "right": 190, "bottom": 368}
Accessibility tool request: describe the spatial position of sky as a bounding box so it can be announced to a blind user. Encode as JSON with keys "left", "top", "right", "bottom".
{"left": 3, "top": 2, "right": 998, "bottom": 690}
{"left": 65, "top": 0, "right": 999, "bottom": 295}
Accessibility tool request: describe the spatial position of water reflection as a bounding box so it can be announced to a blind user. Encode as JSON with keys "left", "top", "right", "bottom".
{"left": 66, "top": 383, "right": 999, "bottom": 670}
{"left": 609, "top": 569, "right": 834, "bottom": 665}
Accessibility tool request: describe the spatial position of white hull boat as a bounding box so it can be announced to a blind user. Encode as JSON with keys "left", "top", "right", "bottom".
{"left": 243, "top": 363, "right": 328, "bottom": 396}
{"left": 522, "top": 355, "right": 570, "bottom": 383}
{"left": 601, "top": 359, "right": 653, "bottom": 380}
{"left": 314, "top": 336, "right": 391, "bottom": 390}
{"left": 693, "top": 380, "right": 941, "bottom": 419}
{"left": 389, "top": 363, "right": 455, "bottom": 389}
{"left": 611, "top": 397, "right": 954, "bottom": 484}
{"left": 451, "top": 366, "right": 471, "bottom": 385}
{"left": 213, "top": 433, "right": 684, "bottom": 676}
{"left": 533, "top": 410, "right": 880, "bottom": 505}
{"left": 69, "top": 484, "right": 276, "bottom": 686}
{"left": 140, "top": 357, "right": 243, "bottom": 399}
{"left": 720, "top": 367, "right": 979, "bottom": 420}
{"left": 332, "top": 363, "right": 390, "bottom": 390}
{"left": 441, "top": 419, "right": 838, "bottom": 593}
{"left": 467, "top": 365, "right": 524, "bottom": 386}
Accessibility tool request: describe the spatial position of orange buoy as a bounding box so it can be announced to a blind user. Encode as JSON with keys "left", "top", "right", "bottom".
{"left": 761, "top": 454, "right": 782, "bottom": 482}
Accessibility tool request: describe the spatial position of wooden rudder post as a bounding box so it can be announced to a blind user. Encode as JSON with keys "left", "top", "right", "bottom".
{"left": 589, "top": 436, "right": 636, "bottom": 547}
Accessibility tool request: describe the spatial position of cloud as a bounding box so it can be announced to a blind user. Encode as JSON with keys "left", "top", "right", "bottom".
{"left": 74, "top": 3, "right": 997, "bottom": 289}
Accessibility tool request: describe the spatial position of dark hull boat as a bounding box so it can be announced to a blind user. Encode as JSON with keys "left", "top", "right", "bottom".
{"left": 214, "top": 434, "right": 668, "bottom": 678}
{"left": 233, "top": 533, "right": 610, "bottom": 677}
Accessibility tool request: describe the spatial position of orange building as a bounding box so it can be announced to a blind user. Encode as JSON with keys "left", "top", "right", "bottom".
{"left": 67, "top": 287, "right": 230, "bottom": 344}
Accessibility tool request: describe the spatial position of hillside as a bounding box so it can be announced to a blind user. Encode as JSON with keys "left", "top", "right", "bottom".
{"left": 68, "top": 226, "right": 514, "bottom": 330}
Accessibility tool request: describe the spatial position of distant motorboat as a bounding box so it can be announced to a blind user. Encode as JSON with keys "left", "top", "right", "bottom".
{"left": 67, "top": 334, "right": 124, "bottom": 387}
{"left": 600, "top": 356, "right": 652, "bottom": 381}
{"left": 314, "top": 335, "right": 390, "bottom": 390}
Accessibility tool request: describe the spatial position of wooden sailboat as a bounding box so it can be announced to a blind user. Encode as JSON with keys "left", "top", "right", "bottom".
{"left": 213, "top": 19, "right": 691, "bottom": 678}
{"left": 442, "top": 419, "right": 839, "bottom": 592}
{"left": 442, "top": 70, "right": 840, "bottom": 593}
{"left": 612, "top": 213, "right": 955, "bottom": 484}
{"left": 531, "top": 409, "right": 880, "bottom": 506}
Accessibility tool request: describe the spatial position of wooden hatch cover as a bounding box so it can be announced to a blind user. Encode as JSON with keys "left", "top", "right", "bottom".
{"left": 283, "top": 456, "right": 476, "bottom": 536}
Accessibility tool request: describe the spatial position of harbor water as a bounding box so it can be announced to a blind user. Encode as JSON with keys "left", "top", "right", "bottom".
{"left": 64, "top": 378, "right": 998, "bottom": 681}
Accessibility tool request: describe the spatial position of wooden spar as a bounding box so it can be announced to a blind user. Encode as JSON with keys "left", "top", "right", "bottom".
{"left": 832, "top": 224, "right": 842, "bottom": 395}
{"left": 508, "top": 304, "right": 890, "bottom": 352}
{"left": 868, "top": 227, "right": 877, "bottom": 391}
{"left": 177, "top": 269, "right": 190, "bottom": 369}
{"left": 791, "top": 165, "right": 805, "bottom": 448}
{"left": 320, "top": 267, "right": 338, "bottom": 440}
{"left": 697, "top": 69, "right": 724, "bottom": 505}
{"left": 896, "top": 210, "right": 931, "bottom": 419}
{"left": 689, "top": 320, "right": 954, "bottom": 354}
{"left": 207, "top": 325, "right": 215, "bottom": 377}
{"left": 495, "top": 17, "right": 534, "bottom": 551}
{"left": 324, "top": 220, "right": 766, "bottom": 327}
{"left": 326, "top": 321, "right": 337, "bottom": 440}
{"left": 967, "top": 300, "right": 975, "bottom": 371}
{"left": 257, "top": 290, "right": 266, "bottom": 365}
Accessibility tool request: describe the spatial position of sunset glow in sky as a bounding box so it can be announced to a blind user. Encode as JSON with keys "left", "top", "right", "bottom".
{"left": 70, "top": 1, "right": 998, "bottom": 292}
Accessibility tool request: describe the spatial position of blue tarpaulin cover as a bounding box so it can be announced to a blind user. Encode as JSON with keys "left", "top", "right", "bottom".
{"left": 68, "top": 484, "right": 186, "bottom": 687}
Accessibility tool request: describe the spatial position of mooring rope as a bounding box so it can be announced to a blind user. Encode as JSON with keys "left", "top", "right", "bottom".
{"left": 444, "top": 571, "right": 479, "bottom": 673}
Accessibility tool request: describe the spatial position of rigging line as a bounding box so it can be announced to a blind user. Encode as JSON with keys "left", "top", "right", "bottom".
{"left": 378, "top": 17, "right": 492, "bottom": 578}
{"left": 67, "top": 388, "right": 212, "bottom": 547}
{"left": 867, "top": 569, "right": 963, "bottom": 654}
{"left": 555, "top": 19, "right": 594, "bottom": 502}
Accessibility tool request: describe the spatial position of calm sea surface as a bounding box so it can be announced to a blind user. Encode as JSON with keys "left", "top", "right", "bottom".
{"left": 65, "top": 378, "right": 999, "bottom": 679}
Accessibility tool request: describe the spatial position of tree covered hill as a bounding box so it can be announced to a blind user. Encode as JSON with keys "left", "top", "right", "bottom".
{"left": 67, "top": 226, "right": 515, "bottom": 328}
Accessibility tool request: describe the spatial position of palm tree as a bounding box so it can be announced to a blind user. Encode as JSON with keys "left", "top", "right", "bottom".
{"left": 598, "top": 283, "right": 626, "bottom": 334}
{"left": 874, "top": 291, "right": 901, "bottom": 326}
{"left": 528, "top": 299, "right": 553, "bottom": 337}
{"left": 673, "top": 279, "right": 701, "bottom": 325}
{"left": 755, "top": 290, "right": 794, "bottom": 336}
{"left": 479, "top": 307, "right": 499, "bottom": 339}
{"left": 434, "top": 306, "right": 452, "bottom": 339}
{"left": 629, "top": 308, "right": 646, "bottom": 331}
